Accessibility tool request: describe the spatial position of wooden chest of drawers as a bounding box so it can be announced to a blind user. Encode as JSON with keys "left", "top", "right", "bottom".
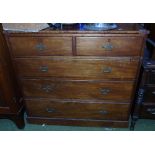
{"left": 4, "top": 24, "right": 147, "bottom": 128}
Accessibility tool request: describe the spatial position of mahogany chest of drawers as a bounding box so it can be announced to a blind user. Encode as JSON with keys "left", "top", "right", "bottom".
{"left": 4, "top": 24, "right": 148, "bottom": 128}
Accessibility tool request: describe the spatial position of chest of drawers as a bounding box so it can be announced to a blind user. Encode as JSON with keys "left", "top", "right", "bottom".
{"left": 4, "top": 24, "right": 147, "bottom": 128}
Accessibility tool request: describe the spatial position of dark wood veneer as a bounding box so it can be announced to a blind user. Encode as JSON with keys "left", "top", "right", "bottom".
{"left": 27, "top": 117, "right": 129, "bottom": 128}
{"left": 14, "top": 57, "right": 139, "bottom": 80}
{"left": 25, "top": 99, "right": 130, "bottom": 120}
{"left": 9, "top": 36, "right": 72, "bottom": 56}
{"left": 4, "top": 24, "right": 147, "bottom": 128}
{"left": 76, "top": 36, "right": 143, "bottom": 56}
{"left": 21, "top": 79, "right": 134, "bottom": 101}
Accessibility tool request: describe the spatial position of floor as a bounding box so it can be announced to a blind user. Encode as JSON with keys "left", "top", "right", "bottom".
{"left": 0, "top": 118, "right": 155, "bottom": 131}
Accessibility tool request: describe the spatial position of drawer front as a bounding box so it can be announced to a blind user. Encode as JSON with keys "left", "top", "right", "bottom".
{"left": 140, "top": 104, "right": 155, "bottom": 119}
{"left": 9, "top": 37, "right": 72, "bottom": 56}
{"left": 143, "top": 86, "right": 155, "bottom": 103}
{"left": 14, "top": 57, "right": 139, "bottom": 80}
{"left": 76, "top": 37, "right": 143, "bottom": 56}
{"left": 26, "top": 99, "right": 130, "bottom": 120}
{"left": 21, "top": 79, "right": 134, "bottom": 101}
{"left": 145, "top": 70, "right": 155, "bottom": 85}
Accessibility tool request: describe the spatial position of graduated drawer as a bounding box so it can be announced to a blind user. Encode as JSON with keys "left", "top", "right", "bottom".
{"left": 14, "top": 57, "right": 139, "bottom": 80}
{"left": 8, "top": 36, "right": 72, "bottom": 56}
{"left": 25, "top": 99, "right": 130, "bottom": 121}
{"left": 76, "top": 37, "right": 143, "bottom": 56}
{"left": 143, "top": 86, "right": 155, "bottom": 104}
{"left": 21, "top": 79, "right": 134, "bottom": 101}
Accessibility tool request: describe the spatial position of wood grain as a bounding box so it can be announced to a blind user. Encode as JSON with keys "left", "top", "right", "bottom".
{"left": 14, "top": 57, "right": 139, "bottom": 80}
{"left": 25, "top": 99, "right": 130, "bottom": 120}
{"left": 27, "top": 117, "right": 129, "bottom": 128}
{"left": 4, "top": 24, "right": 148, "bottom": 128}
{"left": 9, "top": 36, "right": 72, "bottom": 56}
{"left": 76, "top": 37, "right": 143, "bottom": 56}
{"left": 21, "top": 79, "right": 134, "bottom": 101}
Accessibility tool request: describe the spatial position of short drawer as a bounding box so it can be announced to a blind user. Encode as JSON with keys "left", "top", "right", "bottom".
{"left": 76, "top": 37, "right": 143, "bottom": 56}
{"left": 21, "top": 79, "right": 134, "bottom": 101}
{"left": 14, "top": 57, "right": 139, "bottom": 80}
{"left": 143, "top": 86, "right": 155, "bottom": 104}
{"left": 25, "top": 99, "right": 130, "bottom": 121}
{"left": 9, "top": 37, "right": 72, "bottom": 56}
{"left": 140, "top": 104, "right": 155, "bottom": 119}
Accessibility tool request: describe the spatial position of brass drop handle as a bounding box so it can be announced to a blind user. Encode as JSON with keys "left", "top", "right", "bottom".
{"left": 41, "top": 84, "right": 55, "bottom": 92}
{"left": 40, "top": 66, "right": 48, "bottom": 72}
{"left": 99, "top": 110, "right": 108, "bottom": 115}
{"left": 102, "top": 67, "right": 112, "bottom": 73}
{"left": 102, "top": 43, "right": 113, "bottom": 51}
{"left": 46, "top": 108, "right": 56, "bottom": 113}
{"left": 35, "top": 43, "right": 46, "bottom": 51}
{"left": 100, "top": 88, "right": 111, "bottom": 95}
{"left": 147, "top": 108, "right": 155, "bottom": 115}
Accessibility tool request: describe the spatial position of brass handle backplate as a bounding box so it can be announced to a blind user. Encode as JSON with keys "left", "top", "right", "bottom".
{"left": 35, "top": 43, "right": 46, "bottom": 51}
{"left": 100, "top": 88, "right": 111, "bottom": 95}
{"left": 102, "top": 67, "right": 112, "bottom": 73}
{"left": 41, "top": 84, "right": 56, "bottom": 92}
{"left": 102, "top": 43, "right": 113, "bottom": 51}
{"left": 99, "top": 110, "right": 108, "bottom": 115}
{"left": 40, "top": 66, "right": 48, "bottom": 72}
{"left": 46, "top": 108, "right": 56, "bottom": 113}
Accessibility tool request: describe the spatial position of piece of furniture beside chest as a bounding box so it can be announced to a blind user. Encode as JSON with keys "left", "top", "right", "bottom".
{"left": 130, "top": 61, "right": 155, "bottom": 130}
{"left": 130, "top": 38, "right": 155, "bottom": 130}
{"left": 0, "top": 24, "right": 25, "bottom": 129}
{"left": 130, "top": 25, "right": 155, "bottom": 130}
{"left": 140, "top": 64, "right": 155, "bottom": 119}
{"left": 4, "top": 25, "right": 147, "bottom": 128}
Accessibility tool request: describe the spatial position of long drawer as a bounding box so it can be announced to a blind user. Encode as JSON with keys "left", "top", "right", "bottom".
{"left": 76, "top": 37, "right": 143, "bottom": 56}
{"left": 14, "top": 57, "right": 139, "bottom": 80}
{"left": 25, "top": 99, "right": 130, "bottom": 121}
{"left": 8, "top": 36, "right": 72, "bottom": 56}
{"left": 21, "top": 79, "right": 134, "bottom": 101}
